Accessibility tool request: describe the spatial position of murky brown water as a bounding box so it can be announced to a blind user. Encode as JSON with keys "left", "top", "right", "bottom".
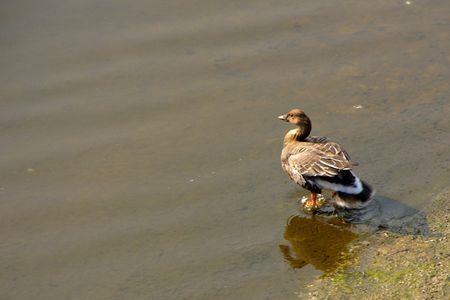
{"left": 1, "top": 0, "right": 450, "bottom": 299}
{"left": 280, "top": 216, "right": 357, "bottom": 272}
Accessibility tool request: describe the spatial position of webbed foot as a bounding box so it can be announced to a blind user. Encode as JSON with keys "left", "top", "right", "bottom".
{"left": 301, "top": 194, "right": 326, "bottom": 213}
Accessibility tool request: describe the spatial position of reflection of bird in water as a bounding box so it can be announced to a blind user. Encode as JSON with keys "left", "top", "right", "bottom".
{"left": 279, "top": 215, "right": 357, "bottom": 273}
{"left": 278, "top": 108, "right": 374, "bottom": 212}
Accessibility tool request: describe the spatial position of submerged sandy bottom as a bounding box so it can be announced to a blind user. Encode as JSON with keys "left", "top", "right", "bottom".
{"left": 1, "top": 0, "right": 450, "bottom": 299}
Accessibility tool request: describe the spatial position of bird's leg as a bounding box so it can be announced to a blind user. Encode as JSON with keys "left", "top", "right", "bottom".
{"left": 311, "top": 192, "right": 318, "bottom": 207}
{"left": 304, "top": 192, "right": 318, "bottom": 210}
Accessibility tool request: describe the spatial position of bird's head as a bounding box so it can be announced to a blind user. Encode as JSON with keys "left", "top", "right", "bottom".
{"left": 278, "top": 108, "right": 312, "bottom": 141}
{"left": 278, "top": 108, "right": 310, "bottom": 126}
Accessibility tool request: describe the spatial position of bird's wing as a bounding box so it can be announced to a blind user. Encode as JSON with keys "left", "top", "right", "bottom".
{"left": 305, "top": 137, "right": 357, "bottom": 165}
{"left": 305, "top": 136, "right": 330, "bottom": 143}
{"left": 282, "top": 159, "right": 307, "bottom": 185}
{"left": 287, "top": 144, "right": 355, "bottom": 178}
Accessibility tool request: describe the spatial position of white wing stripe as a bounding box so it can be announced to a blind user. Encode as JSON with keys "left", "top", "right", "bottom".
{"left": 315, "top": 176, "right": 363, "bottom": 194}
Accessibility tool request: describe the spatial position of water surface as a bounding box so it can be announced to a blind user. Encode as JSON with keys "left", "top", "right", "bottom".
{"left": 1, "top": 0, "right": 450, "bottom": 299}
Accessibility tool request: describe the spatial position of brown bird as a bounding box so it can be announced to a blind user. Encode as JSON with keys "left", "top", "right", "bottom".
{"left": 279, "top": 108, "right": 374, "bottom": 211}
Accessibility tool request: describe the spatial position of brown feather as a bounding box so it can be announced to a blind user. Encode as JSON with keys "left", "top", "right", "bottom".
{"left": 282, "top": 135, "right": 357, "bottom": 180}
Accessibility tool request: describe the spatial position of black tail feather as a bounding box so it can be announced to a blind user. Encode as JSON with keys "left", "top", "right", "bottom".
{"left": 336, "top": 180, "right": 374, "bottom": 208}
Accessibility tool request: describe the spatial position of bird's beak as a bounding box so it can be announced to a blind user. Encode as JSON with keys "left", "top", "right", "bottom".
{"left": 278, "top": 114, "right": 287, "bottom": 121}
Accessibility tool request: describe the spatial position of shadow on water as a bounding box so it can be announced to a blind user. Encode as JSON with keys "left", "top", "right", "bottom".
{"left": 279, "top": 194, "right": 430, "bottom": 273}
{"left": 333, "top": 195, "right": 430, "bottom": 236}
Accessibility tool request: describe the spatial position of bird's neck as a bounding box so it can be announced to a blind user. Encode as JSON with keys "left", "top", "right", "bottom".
{"left": 283, "top": 122, "right": 311, "bottom": 145}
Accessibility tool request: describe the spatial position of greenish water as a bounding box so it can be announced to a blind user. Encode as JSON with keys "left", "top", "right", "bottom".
{"left": 1, "top": 0, "right": 449, "bottom": 299}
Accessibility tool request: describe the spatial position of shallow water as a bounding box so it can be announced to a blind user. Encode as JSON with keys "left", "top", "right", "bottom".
{"left": 1, "top": 0, "right": 450, "bottom": 299}
{"left": 280, "top": 215, "right": 357, "bottom": 272}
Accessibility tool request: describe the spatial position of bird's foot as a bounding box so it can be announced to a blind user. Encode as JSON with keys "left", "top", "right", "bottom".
{"left": 302, "top": 194, "right": 326, "bottom": 213}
